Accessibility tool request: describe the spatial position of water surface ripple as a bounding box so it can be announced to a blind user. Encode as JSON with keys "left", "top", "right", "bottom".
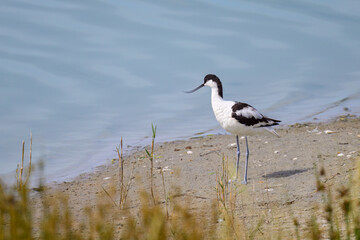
{"left": 1, "top": 0, "right": 359, "bottom": 180}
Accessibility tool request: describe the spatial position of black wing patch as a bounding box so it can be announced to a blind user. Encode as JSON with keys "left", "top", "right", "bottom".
{"left": 231, "top": 102, "right": 281, "bottom": 127}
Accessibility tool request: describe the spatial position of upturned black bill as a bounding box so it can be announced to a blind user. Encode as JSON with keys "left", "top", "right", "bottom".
{"left": 184, "top": 84, "right": 204, "bottom": 93}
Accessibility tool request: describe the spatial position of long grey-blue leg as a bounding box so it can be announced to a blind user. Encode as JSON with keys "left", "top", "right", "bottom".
{"left": 242, "top": 136, "right": 249, "bottom": 184}
{"left": 236, "top": 135, "right": 240, "bottom": 179}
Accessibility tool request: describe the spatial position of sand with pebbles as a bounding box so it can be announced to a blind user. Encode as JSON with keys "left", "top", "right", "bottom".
{"left": 30, "top": 115, "right": 360, "bottom": 237}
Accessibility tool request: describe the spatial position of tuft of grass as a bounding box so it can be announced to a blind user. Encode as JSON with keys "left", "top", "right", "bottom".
{"left": 16, "top": 132, "right": 32, "bottom": 191}
{"left": 102, "top": 137, "right": 135, "bottom": 208}
{"left": 305, "top": 158, "right": 360, "bottom": 240}
{"left": 115, "top": 137, "right": 135, "bottom": 209}
{"left": 1, "top": 134, "right": 116, "bottom": 240}
{"left": 121, "top": 191, "right": 168, "bottom": 240}
{"left": 215, "top": 155, "right": 245, "bottom": 240}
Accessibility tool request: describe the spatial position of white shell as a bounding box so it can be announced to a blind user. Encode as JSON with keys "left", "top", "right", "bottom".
{"left": 324, "top": 130, "right": 335, "bottom": 134}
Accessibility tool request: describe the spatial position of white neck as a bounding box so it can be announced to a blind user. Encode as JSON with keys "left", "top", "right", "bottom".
{"left": 211, "top": 87, "right": 223, "bottom": 106}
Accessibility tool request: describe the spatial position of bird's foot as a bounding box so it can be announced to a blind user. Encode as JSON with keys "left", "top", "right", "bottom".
{"left": 241, "top": 180, "right": 248, "bottom": 185}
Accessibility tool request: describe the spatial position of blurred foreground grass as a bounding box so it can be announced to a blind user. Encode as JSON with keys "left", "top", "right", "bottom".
{"left": 1, "top": 131, "right": 360, "bottom": 240}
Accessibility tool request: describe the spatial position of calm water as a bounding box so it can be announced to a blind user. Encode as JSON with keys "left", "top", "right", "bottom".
{"left": 1, "top": 0, "right": 360, "bottom": 181}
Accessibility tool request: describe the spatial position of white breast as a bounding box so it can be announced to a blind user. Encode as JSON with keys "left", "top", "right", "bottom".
{"left": 210, "top": 88, "right": 266, "bottom": 136}
{"left": 210, "top": 88, "right": 237, "bottom": 132}
{"left": 212, "top": 100, "right": 233, "bottom": 129}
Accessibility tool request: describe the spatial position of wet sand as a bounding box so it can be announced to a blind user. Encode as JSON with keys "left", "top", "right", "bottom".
{"left": 30, "top": 115, "right": 360, "bottom": 237}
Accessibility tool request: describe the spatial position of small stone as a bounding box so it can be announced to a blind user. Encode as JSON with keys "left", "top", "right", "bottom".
{"left": 274, "top": 150, "right": 279, "bottom": 154}
{"left": 162, "top": 166, "right": 171, "bottom": 172}
{"left": 337, "top": 153, "right": 344, "bottom": 157}
{"left": 292, "top": 157, "right": 298, "bottom": 161}
{"left": 307, "top": 127, "right": 319, "bottom": 133}
{"left": 203, "top": 143, "right": 213, "bottom": 147}
{"left": 103, "top": 177, "right": 111, "bottom": 180}
{"left": 187, "top": 150, "right": 193, "bottom": 154}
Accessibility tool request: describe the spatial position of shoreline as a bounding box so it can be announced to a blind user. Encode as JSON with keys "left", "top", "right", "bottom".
{"left": 28, "top": 114, "right": 360, "bottom": 237}
{"left": 29, "top": 113, "right": 359, "bottom": 189}
{"left": 39, "top": 112, "right": 360, "bottom": 186}
{"left": 1, "top": 107, "right": 357, "bottom": 185}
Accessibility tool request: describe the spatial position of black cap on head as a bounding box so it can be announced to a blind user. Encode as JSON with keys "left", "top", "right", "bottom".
{"left": 204, "top": 74, "right": 219, "bottom": 83}
{"left": 204, "top": 74, "right": 223, "bottom": 98}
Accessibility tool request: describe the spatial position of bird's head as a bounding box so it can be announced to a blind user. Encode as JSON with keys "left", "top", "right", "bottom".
{"left": 184, "top": 74, "right": 223, "bottom": 98}
{"left": 203, "top": 74, "right": 220, "bottom": 88}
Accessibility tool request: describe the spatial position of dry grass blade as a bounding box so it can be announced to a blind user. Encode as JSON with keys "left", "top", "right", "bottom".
{"left": 116, "top": 137, "right": 124, "bottom": 207}
{"left": 20, "top": 140, "right": 25, "bottom": 186}
{"left": 101, "top": 185, "right": 117, "bottom": 207}
{"left": 160, "top": 167, "right": 169, "bottom": 219}
{"left": 25, "top": 132, "right": 32, "bottom": 185}
{"left": 145, "top": 123, "right": 157, "bottom": 206}
{"left": 122, "top": 163, "right": 135, "bottom": 206}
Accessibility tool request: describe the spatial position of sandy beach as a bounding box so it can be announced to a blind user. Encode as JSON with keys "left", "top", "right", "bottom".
{"left": 29, "top": 115, "right": 360, "bottom": 238}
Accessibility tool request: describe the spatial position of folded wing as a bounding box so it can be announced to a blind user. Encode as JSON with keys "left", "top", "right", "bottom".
{"left": 231, "top": 102, "right": 281, "bottom": 128}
